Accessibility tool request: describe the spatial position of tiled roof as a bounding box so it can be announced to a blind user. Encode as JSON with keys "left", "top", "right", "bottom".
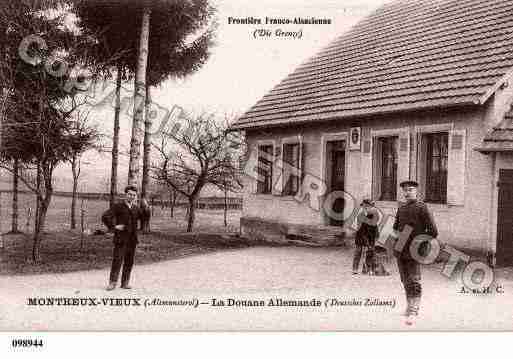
{"left": 233, "top": 0, "right": 513, "bottom": 130}
{"left": 475, "top": 110, "right": 513, "bottom": 152}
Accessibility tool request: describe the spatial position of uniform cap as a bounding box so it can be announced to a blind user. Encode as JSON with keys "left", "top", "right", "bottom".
{"left": 399, "top": 180, "right": 419, "bottom": 188}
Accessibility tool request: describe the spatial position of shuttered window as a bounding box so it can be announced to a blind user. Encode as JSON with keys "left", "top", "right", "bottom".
{"left": 257, "top": 145, "right": 273, "bottom": 194}
{"left": 424, "top": 132, "right": 448, "bottom": 203}
{"left": 282, "top": 142, "right": 300, "bottom": 196}
{"left": 379, "top": 136, "right": 398, "bottom": 201}
{"left": 372, "top": 136, "right": 399, "bottom": 201}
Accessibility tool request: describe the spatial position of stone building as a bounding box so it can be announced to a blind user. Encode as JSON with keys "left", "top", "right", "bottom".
{"left": 231, "top": 0, "right": 513, "bottom": 266}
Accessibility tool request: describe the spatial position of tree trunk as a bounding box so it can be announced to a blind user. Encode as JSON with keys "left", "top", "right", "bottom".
{"left": 32, "top": 182, "right": 52, "bottom": 263}
{"left": 34, "top": 162, "right": 41, "bottom": 233}
{"left": 32, "top": 197, "right": 48, "bottom": 263}
{"left": 0, "top": 92, "right": 3, "bottom": 254}
{"left": 0, "top": 90, "right": 5, "bottom": 156}
{"left": 170, "top": 190, "right": 175, "bottom": 218}
{"left": 141, "top": 85, "right": 151, "bottom": 198}
{"left": 109, "top": 66, "right": 122, "bottom": 208}
{"left": 0, "top": 192, "right": 3, "bottom": 253}
{"left": 127, "top": 7, "right": 151, "bottom": 187}
{"left": 186, "top": 196, "right": 197, "bottom": 232}
{"left": 11, "top": 158, "right": 20, "bottom": 233}
{"left": 224, "top": 186, "right": 228, "bottom": 227}
{"left": 70, "top": 156, "right": 78, "bottom": 229}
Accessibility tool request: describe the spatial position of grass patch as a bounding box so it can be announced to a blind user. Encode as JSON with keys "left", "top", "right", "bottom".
{"left": 0, "top": 230, "right": 248, "bottom": 276}
{"left": 0, "top": 194, "right": 245, "bottom": 275}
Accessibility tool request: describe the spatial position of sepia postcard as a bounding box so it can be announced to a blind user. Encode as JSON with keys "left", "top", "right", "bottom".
{"left": 1, "top": 0, "right": 513, "bottom": 336}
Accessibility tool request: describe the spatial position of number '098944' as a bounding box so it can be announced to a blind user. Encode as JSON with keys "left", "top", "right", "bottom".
{"left": 11, "top": 339, "right": 43, "bottom": 348}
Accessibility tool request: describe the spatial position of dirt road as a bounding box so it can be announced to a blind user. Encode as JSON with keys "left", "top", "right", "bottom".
{"left": 1, "top": 246, "right": 512, "bottom": 331}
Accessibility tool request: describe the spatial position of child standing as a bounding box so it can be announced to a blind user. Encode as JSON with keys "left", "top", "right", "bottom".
{"left": 352, "top": 199, "right": 379, "bottom": 275}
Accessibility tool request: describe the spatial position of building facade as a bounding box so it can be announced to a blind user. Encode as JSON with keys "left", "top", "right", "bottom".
{"left": 232, "top": 0, "right": 513, "bottom": 265}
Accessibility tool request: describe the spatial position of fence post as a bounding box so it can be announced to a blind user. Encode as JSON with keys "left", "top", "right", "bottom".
{"left": 80, "top": 199, "right": 85, "bottom": 252}
{"left": 26, "top": 207, "right": 32, "bottom": 234}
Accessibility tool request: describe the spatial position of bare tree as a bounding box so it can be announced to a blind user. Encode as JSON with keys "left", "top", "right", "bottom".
{"left": 215, "top": 125, "right": 245, "bottom": 227}
{"left": 65, "top": 104, "right": 99, "bottom": 229}
{"left": 151, "top": 113, "right": 242, "bottom": 232}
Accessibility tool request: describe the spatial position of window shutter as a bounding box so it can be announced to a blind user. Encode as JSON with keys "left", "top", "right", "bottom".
{"left": 397, "top": 130, "right": 410, "bottom": 200}
{"left": 361, "top": 130, "right": 372, "bottom": 198}
{"left": 372, "top": 138, "right": 382, "bottom": 199}
{"left": 247, "top": 146, "right": 258, "bottom": 194}
{"left": 298, "top": 141, "right": 305, "bottom": 196}
{"left": 272, "top": 145, "right": 281, "bottom": 195}
{"left": 447, "top": 129, "right": 466, "bottom": 206}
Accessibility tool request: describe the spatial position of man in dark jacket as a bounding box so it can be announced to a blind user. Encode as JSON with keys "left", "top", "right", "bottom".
{"left": 102, "top": 185, "right": 141, "bottom": 291}
{"left": 393, "top": 180, "right": 438, "bottom": 325}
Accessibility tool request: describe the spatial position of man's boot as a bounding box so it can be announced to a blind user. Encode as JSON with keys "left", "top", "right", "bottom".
{"left": 121, "top": 282, "right": 132, "bottom": 289}
{"left": 106, "top": 282, "right": 116, "bottom": 291}
{"left": 405, "top": 297, "right": 420, "bottom": 325}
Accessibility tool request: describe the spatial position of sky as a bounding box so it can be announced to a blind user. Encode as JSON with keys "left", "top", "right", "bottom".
{"left": 34, "top": 0, "right": 393, "bottom": 193}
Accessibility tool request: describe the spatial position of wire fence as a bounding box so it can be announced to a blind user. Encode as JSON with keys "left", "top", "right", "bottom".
{"left": 0, "top": 191, "right": 242, "bottom": 237}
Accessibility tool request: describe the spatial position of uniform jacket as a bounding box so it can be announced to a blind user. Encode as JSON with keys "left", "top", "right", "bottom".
{"left": 101, "top": 201, "right": 141, "bottom": 244}
{"left": 393, "top": 199, "right": 438, "bottom": 259}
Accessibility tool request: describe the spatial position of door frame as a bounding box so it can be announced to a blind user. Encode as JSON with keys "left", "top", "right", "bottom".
{"left": 320, "top": 132, "right": 349, "bottom": 225}
{"left": 496, "top": 168, "right": 513, "bottom": 267}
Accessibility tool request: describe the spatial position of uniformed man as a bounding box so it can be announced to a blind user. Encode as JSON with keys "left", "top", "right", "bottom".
{"left": 102, "top": 185, "right": 141, "bottom": 291}
{"left": 393, "top": 180, "right": 438, "bottom": 325}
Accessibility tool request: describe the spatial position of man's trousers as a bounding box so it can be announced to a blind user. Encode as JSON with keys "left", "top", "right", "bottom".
{"left": 397, "top": 256, "right": 421, "bottom": 315}
{"left": 109, "top": 240, "right": 137, "bottom": 285}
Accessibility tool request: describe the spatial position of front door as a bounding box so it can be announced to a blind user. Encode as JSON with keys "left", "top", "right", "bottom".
{"left": 327, "top": 140, "right": 346, "bottom": 226}
{"left": 497, "top": 169, "right": 513, "bottom": 267}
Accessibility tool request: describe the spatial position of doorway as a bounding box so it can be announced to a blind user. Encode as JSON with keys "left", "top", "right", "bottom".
{"left": 497, "top": 169, "right": 513, "bottom": 267}
{"left": 326, "top": 140, "right": 346, "bottom": 226}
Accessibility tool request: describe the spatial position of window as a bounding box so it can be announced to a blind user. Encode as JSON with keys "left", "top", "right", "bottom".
{"left": 282, "top": 142, "right": 300, "bottom": 195}
{"left": 257, "top": 144, "right": 273, "bottom": 194}
{"left": 424, "top": 132, "right": 448, "bottom": 203}
{"left": 379, "top": 137, "right": 398, "bottom": 201}
{"left": 373, "top": 136, "right": 398, "bottom": 201}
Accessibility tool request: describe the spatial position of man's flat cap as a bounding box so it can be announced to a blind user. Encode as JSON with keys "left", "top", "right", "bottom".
{"left": 399, "top": 180, "right": 419, "bottom": 188}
